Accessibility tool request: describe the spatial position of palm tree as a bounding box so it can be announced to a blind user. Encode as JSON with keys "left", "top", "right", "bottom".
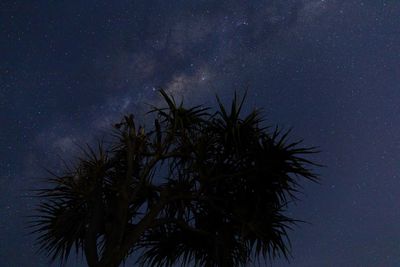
{"left": 31, "top": 90, "right": 319, "bottom": 267}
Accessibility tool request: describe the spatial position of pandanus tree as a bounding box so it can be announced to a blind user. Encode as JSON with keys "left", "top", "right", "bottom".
{"left": 31, "top": 90, "right": 319, "bottom": 267}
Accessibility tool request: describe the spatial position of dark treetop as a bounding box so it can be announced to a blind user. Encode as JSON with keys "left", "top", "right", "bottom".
{"left": 31, "top": 91, "right": 318, "bottom": 267}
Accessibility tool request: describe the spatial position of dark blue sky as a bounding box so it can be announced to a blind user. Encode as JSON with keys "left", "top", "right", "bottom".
{"left": 1, "top": 1, "right": 400, "bottom": 266}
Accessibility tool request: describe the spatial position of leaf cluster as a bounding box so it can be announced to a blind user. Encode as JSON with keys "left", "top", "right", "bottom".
{"left": 30, "top": 90, "right": 319, "bottom": 267}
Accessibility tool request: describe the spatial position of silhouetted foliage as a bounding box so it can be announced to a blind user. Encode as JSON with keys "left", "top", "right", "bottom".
{"left": 30, "top": 90, "right": 319, "bottom": 267}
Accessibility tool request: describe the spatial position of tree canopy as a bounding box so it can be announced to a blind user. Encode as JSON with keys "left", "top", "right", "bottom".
{"left": 31, "top": 90, "right": 319, "bottom": 267}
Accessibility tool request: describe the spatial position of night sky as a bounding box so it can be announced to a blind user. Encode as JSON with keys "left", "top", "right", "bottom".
{"left": 1, "top": 1, "right": 400, "bottom": 266}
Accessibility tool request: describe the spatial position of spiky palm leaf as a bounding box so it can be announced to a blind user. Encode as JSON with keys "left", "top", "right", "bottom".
{"left": 30, "top": 144, "right": 110, "bottom": 264}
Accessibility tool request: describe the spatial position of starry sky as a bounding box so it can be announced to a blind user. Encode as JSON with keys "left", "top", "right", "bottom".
{"left": 1, "top": 0, "right": 400, "bottom": 266}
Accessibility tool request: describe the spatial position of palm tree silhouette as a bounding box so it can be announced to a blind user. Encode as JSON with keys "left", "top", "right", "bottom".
{"left": 31, "top": 90, "right": 319, "bottom": 267}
